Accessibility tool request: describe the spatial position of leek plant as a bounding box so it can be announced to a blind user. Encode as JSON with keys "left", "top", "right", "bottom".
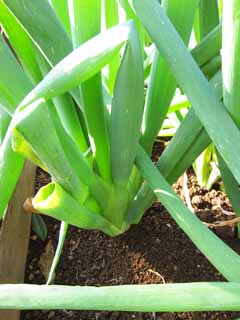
{"left": 0, "top": 0, "right": 240, "bottom": 313}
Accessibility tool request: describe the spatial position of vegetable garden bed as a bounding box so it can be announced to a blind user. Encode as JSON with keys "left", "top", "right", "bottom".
{"left": 22, "top": 149, "right": 240, "bottom": 320}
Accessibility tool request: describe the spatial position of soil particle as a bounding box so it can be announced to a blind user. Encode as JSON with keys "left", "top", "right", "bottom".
{"left": 22, "top": 166, "right": 240, "bottom": 320}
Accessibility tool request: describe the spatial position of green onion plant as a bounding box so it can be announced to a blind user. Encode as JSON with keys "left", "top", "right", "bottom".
{"left": 0, "top": 0, "right": 240, "bottom": 313}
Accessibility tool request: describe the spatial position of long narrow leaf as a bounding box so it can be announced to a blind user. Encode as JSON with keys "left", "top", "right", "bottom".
{"left": 0, "top": 0, "right": 42, "bottom": 84}
{"left": 136, "top": 146, "right": 240, "bottom": 282}
{"left": 0, "top": 107, "right": 10, "bottom": 145}
{"left": 191, "top": 23, "right": 222, "bottom": 66}
{"left": 0, "top": 127, "right": 24, "bottom": 218}
{"left": 201, "top": 55, "right": 221, "bottom": 79}
{"left": 47, "top": 221, "right": 68, "bottom": 284}
{"left": 34, "top": 51, "right": 88, "bottom": 153}
{"left": 68, "top": 0, "right": 111, "bottom": 182}
{"left": 13, "top": 100, "right": 89, "bottom": 202}
{"left": 1, "top": 283, "right": 240, "bottom": 311}
{"left": 19, "top": 22, "right": 131, "bottom": 111}
{"left": 110, "top": 23, "right": 144, "bottom": 187}
{"left": 49, "top": 0, "right": 71, "bottom": 36}
{"left": 103, "top": 0, "right": 120, "bottom": 94}
{"left": 0, "top": 2, "right": 88, "bottom": 155}
{"left": 222, "top": 0, "right": 240, "bottom": 126}
{"left": 199, "top": 0, "right": 219, "bottom": 39}
{"left": 141, "top": 0, "right": 199, "bottom": 152}
{"left": 119, "top": 0, "right": 145, "bottom": 52}
{"left": 0, "top": 35, "right": 33, "bottom": 218}
{"left": 2, "top": 0, "right": 83, "bottom": 107}
{"left": 0, "top": 35, "right": 32, "bottom": 115}
{"left": 3, "top": 0, "right": 71, "bottom": 66}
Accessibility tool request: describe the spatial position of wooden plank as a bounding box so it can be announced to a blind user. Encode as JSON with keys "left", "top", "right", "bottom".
{"left": 0, "top": 161, "right": 36, "bottom": 320}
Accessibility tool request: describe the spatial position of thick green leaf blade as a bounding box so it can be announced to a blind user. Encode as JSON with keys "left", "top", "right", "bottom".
{"left": 68, "top": 0, "right": 111, "bottom": 182}
{"left": 34, "top": 51, "right": 88, "bottom": 153}
{"left": 0, "top": 127, "right": 24, "bottom": 218}
{"left": 0, "top": 35, "right": 32, "bottom": 115}
{"left": 193, "top": 7, "right": 200, "bottom": 43}
{"left": 52, "top": 94, "right": 88, "bottom": 154}
{"left": 3, "top": 0, "right": 71, "bottom": 66}
{"left": 0, "top": 107, "right": 10, "bottom": 145}
{"left": 49, "top": 0, "right": 71, "bottom": 36}
{"left": 119, "top": 0, "right": 145, "bottom": 51}
{"left": 19, "top": 22, "right": 131, "bottom": 110}
{"left": 1, "top": 282, "right": 240, "bottom": 311}
{"left": 2, "top": 0, "right": 83, "bottom": 107}
{"left": 191, "top": 23, "right": 222, "bottom": 66}
{"left": 201, "top": 55, "right": 221, "bottom": 79}
{"left": 199, "top": 0, "right": 219, "bottom": 39}
{"left": 0, "top": 35, "right": 33, "bottom": 218}
{"left": 13, "top": 100, "right": 89, "bottom": 202}
{"left": 222, "top": 0, "right": 240, "bottom": 127}
{"left": 110, "top": 23, "right": 144, "bottom": 187}
{"left": 141, "top": 0, "right": 199, "bottom": 152}
{"left": 0, "top": 0, "right": 42, "bottom": 84}
{"left": 0, "top": 0, "right": 87, "bottom": 154}
{"left": 103, "top": 0, "right": 120, "bottom": 94}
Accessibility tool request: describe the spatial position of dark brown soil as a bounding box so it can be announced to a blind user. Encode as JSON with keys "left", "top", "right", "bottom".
{"left": 22, "top": 163, "right": 240, "bottom": 319}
